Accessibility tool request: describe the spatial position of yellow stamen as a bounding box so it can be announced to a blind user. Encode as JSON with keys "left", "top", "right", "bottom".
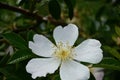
{"left": 53, "top": 42, "right": 75, "bottom": 61}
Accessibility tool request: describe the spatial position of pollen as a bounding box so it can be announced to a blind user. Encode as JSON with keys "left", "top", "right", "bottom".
{"left": 53, "top": 42, "right": 75, "bottom": 61}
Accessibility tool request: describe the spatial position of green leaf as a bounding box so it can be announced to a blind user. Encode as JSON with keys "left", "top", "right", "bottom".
{"left": 8, "top": 49, "right": 35, "bottom": 64}
{"left": 27, "top": 30, "right": 35, "bottom": 41}
{"left": 2, "top": 32, "right": 27, "bottom": 49}
{"left": 103, "top": 46, "right": 120, "bottom": 61}
{"left": 48, "top": 0, "right": 61, "bottom": 19}
{"left": 115, "top": 26, "right": 120, "bottom": 36}
{"left": 0, "top": 53, "right": 10, "bottom": 66}
{"left": 0, "top": 68, "right": 21, "bottom": 80}
{"left": 18, "top": 0, "right": 27, "bottom": 6}
{"left": 64, "top": 0, "right": 76, "bottom": 19}
{"left": 0, "top": 64, "right": 32, "bottom": 80}
{"left": 94, "top": 57, "right": 120, "bottom": 71}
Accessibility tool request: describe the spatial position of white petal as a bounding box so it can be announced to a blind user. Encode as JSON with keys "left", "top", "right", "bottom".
{"left": 29, "top": 34, "right": 56, "bottom": 57}
{"left": 74, "top": 39, "right": 103, "bottom": 64}
{"left": 53, "top": 24, "right": 78, "bottom": 46}
{"left": 60, "top": 60, "right": 90, "bottom": 80}
{"left": 26, "top": 58, "right": 60, "bottom": 79}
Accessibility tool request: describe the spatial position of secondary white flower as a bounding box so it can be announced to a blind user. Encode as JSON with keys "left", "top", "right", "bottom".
{"left": 91, "top": 67, "right": 104, "bottom": 80}
{"left": 26, "top": 24, "right": 103, "bottom": 80}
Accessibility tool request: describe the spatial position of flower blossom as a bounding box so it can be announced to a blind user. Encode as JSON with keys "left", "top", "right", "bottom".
{"left": 26, "top": 24, "right": 103, "bottom": 80}
{"left": 91, "top": 67, "right": 104, "bottom": 80}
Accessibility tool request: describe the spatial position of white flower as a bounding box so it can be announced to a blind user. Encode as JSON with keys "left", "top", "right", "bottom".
{"left": 91, "top": 67, "right": 104, "bottom": 80}
{"left": 26, "top": 24, "right": 103, "bottom": 80}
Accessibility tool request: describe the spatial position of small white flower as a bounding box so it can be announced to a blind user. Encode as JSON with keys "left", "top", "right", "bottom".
{"left": 91, "top": 67, "right": 104, "bottom": 80}
{"left": 26, "top": 24, "right": 103, "bottom": 80}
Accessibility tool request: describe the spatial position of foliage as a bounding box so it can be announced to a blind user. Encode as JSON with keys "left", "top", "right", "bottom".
{"left": 0, "top": 0, "right": 120, "bottom": 80}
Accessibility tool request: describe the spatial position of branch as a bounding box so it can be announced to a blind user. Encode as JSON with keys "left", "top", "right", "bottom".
{"left": 0, "top": 2, "right": 43, "bottom": 21}
{"left": 0, "top": 2, "right": 67, "bottom": 26}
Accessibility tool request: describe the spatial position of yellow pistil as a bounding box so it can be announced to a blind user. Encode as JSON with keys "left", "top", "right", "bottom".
{"left": 53, "top": 42, "right": 75, "bottom": 61}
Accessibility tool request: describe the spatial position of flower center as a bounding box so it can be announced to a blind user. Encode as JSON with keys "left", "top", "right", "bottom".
{"left": 53, "top": 42, "right": 74, "bottom": 61}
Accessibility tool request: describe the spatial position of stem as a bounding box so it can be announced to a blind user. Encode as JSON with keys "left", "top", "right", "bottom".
{"left": 0, "top": 2, "right": 67, "bottom": 26}
{"left": 0, "top": 2, "right": 43, "bottom": 21}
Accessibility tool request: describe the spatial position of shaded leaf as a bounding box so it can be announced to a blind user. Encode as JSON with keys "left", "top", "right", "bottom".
{"left": 0, "top": 53, "right": 10, "bottom": 66}
{"left": 18, "top": 0, "right": 27, "bottom": 6}
{"left": 27, "top": 30, "right": 35, "bottom": 41}
{"left": 0, "top": 64, "right": 32, "bottom": 80}
{"left": 8, "top": 49, "right": 35, "bottom": 64}
{"left": 64, "top": 0, "right": 76, "bottom": 19}
{"left": 2, "top": 32, "right": 27, "bottom": 49}
{"left": 48, "top": 0, "right": 61, "bottom": 19}
{"left": 115, "top": 26, "right": 120, "bottom": 37}
{"left": 0, "top": 68, "right": 21, "bottom": 80}
{"left": 95, "top": 5, "right": 105, "bottom": 21}
{"left": 103, "top": 46, "right": 120, "bottom": 61}
{"left": 94, "top": 57, "right": 120, "bottom": 71}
